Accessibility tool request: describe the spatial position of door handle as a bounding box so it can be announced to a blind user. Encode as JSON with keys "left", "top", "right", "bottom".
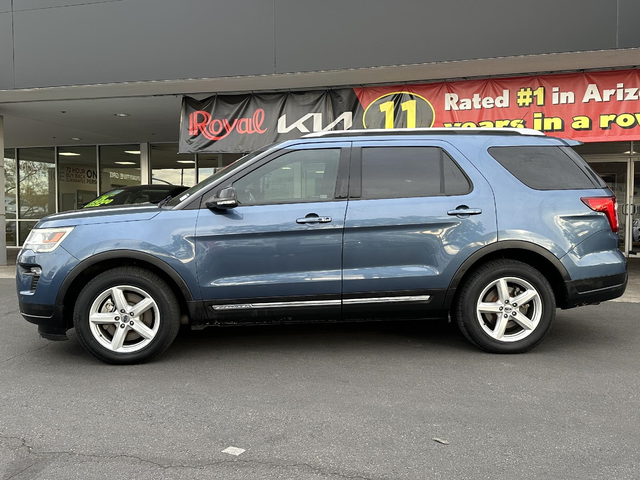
{"left": 296, "top": 214, "right": 332, "bottom": 224}
{"left": 621, "top": 204, "right": 637, "bottom": 215}
{"left": 447, "top": 206, "right": 482, "bottom": 217}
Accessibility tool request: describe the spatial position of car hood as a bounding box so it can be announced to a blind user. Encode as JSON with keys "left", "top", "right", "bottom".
{"left": 35, "top": 205, "right": 162, "bottom": 228}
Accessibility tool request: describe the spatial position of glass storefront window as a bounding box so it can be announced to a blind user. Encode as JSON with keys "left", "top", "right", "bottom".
{"left": 58, "top": 147, "right": 98, "bottom": 211}
{"left": 4, "top": 149, "right": 17, "bottom": 247}
{"left": 574, "top": 142, "right": 633, "bottom": 156}
{"left": 19, "top": 221, "right": 38, "bottom": 245}
{"left": 5, "top": 220, "right": 17, "bottom": 247}
{"left": 4, "top": 149, "right": 16, "bottom": 220}
{"left": 150, "top": 144, "right": 196, "bottom": 187}
{"left": 100, "top": 145, "right": 142, "bottom": 193}
{"left": 197, "top": 153, "right": 245, "bottom": 182}
{"left": 18, "top": 148, "right": 56, "bottom": 220}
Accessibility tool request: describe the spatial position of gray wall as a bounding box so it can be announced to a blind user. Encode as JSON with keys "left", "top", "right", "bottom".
{"left": 1, "top": 0, "right": 639, "bottom": 90}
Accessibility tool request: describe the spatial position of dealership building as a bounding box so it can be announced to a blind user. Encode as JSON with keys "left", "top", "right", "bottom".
{"left": 2, "top": 0, "right": 640, "bottom": 265}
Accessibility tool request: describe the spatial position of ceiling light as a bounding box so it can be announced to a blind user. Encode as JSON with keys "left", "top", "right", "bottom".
{"left": 177, "top": 160, "right": 195, "bottom": 164}
{"left": 58, "top": 152, "right": 81, "bottom": 156}
{"left": 124, "top": 150, "right": 140, "bottom": 155}
{"left": 70, "top": 137, "right": 81, "bottom": 141}
{"left": 115, "top": 161, "right": 137, "bottom": 165}
{"left": 114, "top": 113, "right": 130, "bottom": 117}
{"left": 623, "top": 150, "right": 637, "bottom": 154}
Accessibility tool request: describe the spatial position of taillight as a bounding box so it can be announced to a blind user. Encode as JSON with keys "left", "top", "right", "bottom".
{"left": 581, "top": 196, "right": 619, "bottom": 232}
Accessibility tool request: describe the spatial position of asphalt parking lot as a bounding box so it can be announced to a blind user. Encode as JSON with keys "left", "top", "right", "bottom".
{"left": 1, "top": 264, "right": 639, "bottom": 480}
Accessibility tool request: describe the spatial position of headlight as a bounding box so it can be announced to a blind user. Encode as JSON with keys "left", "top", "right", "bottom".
{"left": 23, "top": 227, "right": 75, "bottom": 253}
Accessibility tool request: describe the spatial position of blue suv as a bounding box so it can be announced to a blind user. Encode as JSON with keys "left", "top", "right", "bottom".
{"left": 17, "top": 129, "right": 627, "bottom": 364}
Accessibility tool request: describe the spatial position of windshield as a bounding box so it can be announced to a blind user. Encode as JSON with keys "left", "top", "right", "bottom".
{"left": 83, "top": 189, "right": 125, "bottom": 208}
{"left": 165, "top": 143, "right": 280, "bottom": 207}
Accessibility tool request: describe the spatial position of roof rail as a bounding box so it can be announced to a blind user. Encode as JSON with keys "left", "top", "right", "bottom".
{"left": 303, "top": 127, "right": 545, "bottom": 138}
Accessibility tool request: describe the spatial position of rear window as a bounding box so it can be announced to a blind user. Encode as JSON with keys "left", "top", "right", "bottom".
{"left": 488, "top": 146, "right": 606, "bottom": 190}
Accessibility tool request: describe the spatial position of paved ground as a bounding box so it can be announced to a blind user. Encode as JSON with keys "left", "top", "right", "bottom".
{"left": 1, "top": 273, "right": 639, "bottom": 479}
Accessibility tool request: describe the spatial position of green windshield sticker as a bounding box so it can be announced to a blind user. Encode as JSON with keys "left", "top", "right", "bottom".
{"left": 84, "top": 194, "right": 115, "bottom": 208}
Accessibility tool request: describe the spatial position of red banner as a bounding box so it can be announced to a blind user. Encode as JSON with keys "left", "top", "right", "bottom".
{"left": 354, "top": 69, "right": 640, "bottom": 143}
{"left": 181, "top": 69, "right": 640, "bottom": 152}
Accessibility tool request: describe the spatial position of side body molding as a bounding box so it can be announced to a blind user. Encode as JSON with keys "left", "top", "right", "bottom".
{"left": 55, "top": 250, "right": 195, "bottom": 306}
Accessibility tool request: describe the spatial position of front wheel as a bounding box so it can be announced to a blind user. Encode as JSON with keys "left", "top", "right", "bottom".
{"left": 454, "top": 259, "right": 556, "bottom": 353}
{"left": 73, "top": 267, "right": 181, "bottom": 364}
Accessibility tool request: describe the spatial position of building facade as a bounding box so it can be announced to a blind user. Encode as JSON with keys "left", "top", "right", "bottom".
{"left": 2, "top": 0, "right": 640, "bottom": 264}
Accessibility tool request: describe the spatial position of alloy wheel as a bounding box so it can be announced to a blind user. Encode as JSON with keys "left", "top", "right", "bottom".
{"left": 475, "top": 276, "right": 542, "bottom": 342}
{"left": 88, "top": 285, "right": 160, "bottom": 353}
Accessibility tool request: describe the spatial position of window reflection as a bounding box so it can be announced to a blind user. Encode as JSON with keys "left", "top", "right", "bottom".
{"left": 150, "top": 144, "right": 196, "bottom": 187}
{"left": 19, "top": 221, "right": 38, "bottom": 245}
{"left": 18, "top": 148, "right": 56, "bottom": 219}
{"left": 100, "top": 145, "right": 142, "bottom": 193}
{"left": 4, "top": 149, "right": 16, "bottom": 220}
{"left": 58, "top": 147, "right": 98, "bottom": 211}
{"left": 4, "top": 149, "right": 17, "bottom": 247}
{"left": 197, "top": 153, "right": 245, "bottom": 182}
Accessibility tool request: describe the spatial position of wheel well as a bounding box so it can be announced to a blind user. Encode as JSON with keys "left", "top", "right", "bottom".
{"left": 450, "top": 248, "right": 568, "bottom": 309}
{"left": 61, "top": 258, "right": 190, "bottom": 328}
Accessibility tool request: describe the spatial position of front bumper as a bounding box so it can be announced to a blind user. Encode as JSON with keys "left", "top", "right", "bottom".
{"left": 563, "top": 271, "right": 628, "bottom": 308}
{"left": 19, "top": 302, "right": 68, "bottom": 340}
{"left": 17, "top": 245, "right": 79, "bottom": 340}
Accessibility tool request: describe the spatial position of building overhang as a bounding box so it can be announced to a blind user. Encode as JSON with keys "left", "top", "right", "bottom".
{"left": 1, "top": 48, "right": 638, "bottom": 147}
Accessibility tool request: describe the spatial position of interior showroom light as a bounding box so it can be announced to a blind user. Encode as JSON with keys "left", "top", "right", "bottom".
{"left": 115, "top": 161, "right": 137, "bottom": 165}
{"left": 58, "top": 152, "right": 81, "bottom": 156}
{"left": 124, "top": 150, "right": 141, "bottom": 154}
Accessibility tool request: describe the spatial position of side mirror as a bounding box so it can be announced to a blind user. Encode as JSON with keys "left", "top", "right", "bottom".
{"left": 206, "top": 187, "right": 238, "bottom": 210}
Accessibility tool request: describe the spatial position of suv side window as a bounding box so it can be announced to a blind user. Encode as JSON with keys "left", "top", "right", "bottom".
{"left": 233, "top": 149, "right": 341, "bottom": 205}
{"left": 360, "top": 147, "right": 471, "bottom": 199}
{"left": 488, "top": 146, "right": 604, "bottom": 190}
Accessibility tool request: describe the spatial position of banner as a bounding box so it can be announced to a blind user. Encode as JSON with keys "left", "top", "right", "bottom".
{"left": 180, "top": 69, "right": 640, "bottom": 153}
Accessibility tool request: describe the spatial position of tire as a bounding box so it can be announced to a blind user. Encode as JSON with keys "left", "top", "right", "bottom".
{"left": 73, "top": 267, "right": 181, "bottom": 364}
{"left": 454, "top": 259, "right": 555, "bottom": 354}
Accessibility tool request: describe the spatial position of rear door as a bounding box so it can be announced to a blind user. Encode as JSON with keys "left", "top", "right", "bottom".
{"left": 195, "top": 142, "right": 350, "bottom": 321}
{"left": 342, "top": 140, "right": 497, "bottom": 318}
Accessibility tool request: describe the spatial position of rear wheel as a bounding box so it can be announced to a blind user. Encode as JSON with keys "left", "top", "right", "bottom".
{"left": 454, "top": 259, "right": 555, "bottom": 353}
{"left": 73, "top": 267, "right": 181, "bottom": 364}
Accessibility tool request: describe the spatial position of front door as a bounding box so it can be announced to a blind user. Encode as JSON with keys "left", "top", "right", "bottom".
{"left": 195, "top": 143, "right": 350, "bottom": 321}
{"left": 342, "top": 140, "right": 497, "bottom": 318}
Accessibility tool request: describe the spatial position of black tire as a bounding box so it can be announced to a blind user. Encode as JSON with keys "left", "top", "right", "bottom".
{"left": 454, "top": 259, "right": 555, "bottom": 354}
{"left": 73, "top": 267, "right": 181, "bottom": 364}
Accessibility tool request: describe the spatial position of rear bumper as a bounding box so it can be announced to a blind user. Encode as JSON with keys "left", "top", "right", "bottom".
{"left": 563, "top": 272, "right": 627, "bottom": 309}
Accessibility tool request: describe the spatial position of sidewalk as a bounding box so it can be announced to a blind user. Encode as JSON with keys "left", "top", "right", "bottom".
{"left": 0, "top": 264, "right": 14, "bottom": 279}
{"left": 2, "top": 253, "right": 639, "bottom": 302}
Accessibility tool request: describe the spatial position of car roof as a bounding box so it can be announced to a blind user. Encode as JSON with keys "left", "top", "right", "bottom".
{"left": 303, "top": 127, "right": 545, "bottom": 139}
{"left": 283, "top": 128, "right": 575, "bottom": 148}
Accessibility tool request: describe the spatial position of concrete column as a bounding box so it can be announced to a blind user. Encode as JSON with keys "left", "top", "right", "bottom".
{"left": 0, "top": 115, "right": 6, "bottom": 266}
